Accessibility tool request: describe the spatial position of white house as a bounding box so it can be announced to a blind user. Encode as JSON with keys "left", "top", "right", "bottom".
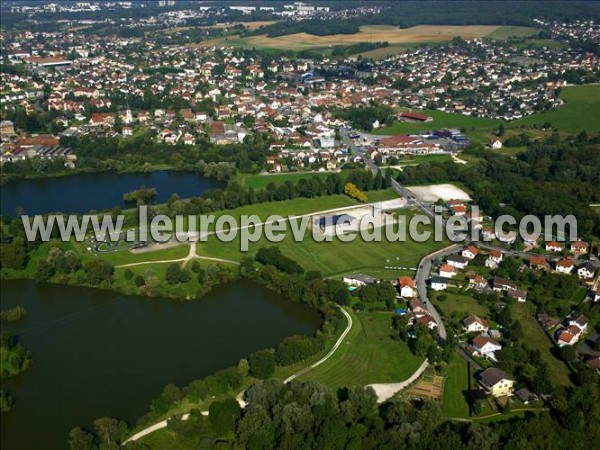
{"left": 555, "top": 259, "right": 574, "bottom": 274}
{"left": 398, "top": 276, "right": 417, "bottom": 298}
{"left": 546, "top": 241, "right": 564, "bottom": 252}
{"left": 462, "top": 314, "right": 489, "bottom": 333}
{"left": 438, "top": 264, "right": 457, "bottom": 278}
{"left": 577, "top": 262, "right": 596, "bottom": 279}
{"left": 472, "top": 335, "right": 502, "bottom": 360}
{"left": 462, "top": 246, "right": 478, "bottom": 260}
{"left": 447, "top": 254, "right": 469, "bottom": 270}
{"left": 486, "top": 249, "right": 503, "bottom": 269}
{"left": 342, "top": 274, "right": 376, "bottom": 287}
{"left": 430, "top": 276, "right": 449, "bottom": 291}
{"left": 490, "top": 139, "right": 503, "bottom": 149}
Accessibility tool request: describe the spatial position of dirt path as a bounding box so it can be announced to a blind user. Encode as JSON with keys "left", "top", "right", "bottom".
{"left": 366, "top": 358, "right": 430, "bottom": 403}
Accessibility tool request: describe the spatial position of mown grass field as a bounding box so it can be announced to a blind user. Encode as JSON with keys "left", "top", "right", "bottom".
{"left": 374, "top": 109, "right": 500, "bottom": 136}
{"left": 486, "top": 26, "right": 539, "bottom": 40}
{"left": 511, "top": 302, "right": 573, "bottom": 387}
{"left": 298, "top": 309, "right": 424, "bottom": 390}
{"left": 442, "top": 353, "right": 471, "bottom": 418}
{"left": 512, "top": 85, "right": 600, "bottom": 133}
{"left": 196, "top": 206, "right": 446, "bottom": 277}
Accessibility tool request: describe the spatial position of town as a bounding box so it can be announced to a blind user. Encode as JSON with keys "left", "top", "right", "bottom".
{"left": 0, "top": 2, "right": 599, "bottom": 450}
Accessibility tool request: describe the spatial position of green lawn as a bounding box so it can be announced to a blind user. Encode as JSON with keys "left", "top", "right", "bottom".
{"left": 442, "top": 353, "right": 471, "bottom": 418}
{"left": 298, "top": 309, "right": 424, "bottom": 390}
{"left": 486, "top": 26, "right": 539, "bottom": 40}
{"left": 512, "top": 85, "right": 600, "bottom": 134}
{"left": 391, "top": 154, "right": 453, "bottom": 166}
{"left": 431, "top": 290, "right": 491, "bottom": 322}
{"left": 511, "top": 302, "right": 573, "bottom": 387}
{"left": 374, "top": 109, "right": 500, "bottom": 137}
{"left": 374, "top": 85, "right": 600, "bottom": 139}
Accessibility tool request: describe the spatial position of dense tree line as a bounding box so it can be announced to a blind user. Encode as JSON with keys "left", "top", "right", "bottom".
{"left": 330, "top": 41, "right": 389, "bottom": 58}
{"left": 247, "top": 1, "right": 599, "bottom": 38}
{"left": 333, "top": 105, "right": 394, "bottom": 131}
{"left": 398, "top": 137, "right": 600, "bottom": 237}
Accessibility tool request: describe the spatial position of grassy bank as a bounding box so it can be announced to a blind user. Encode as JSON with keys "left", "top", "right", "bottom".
{"left": 298, "top": 309, "right": 424, "bottom": 390}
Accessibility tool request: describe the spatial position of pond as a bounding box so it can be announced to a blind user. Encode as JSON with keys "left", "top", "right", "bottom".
{"left": 0, "top": 280, "right": 321, "bottom": 450}
{"left": 0, "top": 170, "right": 222, "bottom": 216}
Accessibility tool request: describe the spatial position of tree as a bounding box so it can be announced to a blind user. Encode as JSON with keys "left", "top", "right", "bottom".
{"left": 83, "top": 260, "right": 114, "bottom": 287}
{"left": 93, "top": 417, "right": 120, "bottom": 446}
{"left": 165, "top": 263, "right": 190, "bottom": 284}
{"left": 68, "top": 427, "right": 97, "bottom": 450}
{"left": 35, "top": 260, "right": 55, "bottom": 282}
{"left": 249, "top": 349, "right": 275, "bottom": 379}
{"left": 209, "top": 398, "right": 241, "bottom": 436}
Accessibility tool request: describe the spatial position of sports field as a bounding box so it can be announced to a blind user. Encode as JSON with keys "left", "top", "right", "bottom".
{"left": 298, "top": 310, "right": 424, "bottom": 390}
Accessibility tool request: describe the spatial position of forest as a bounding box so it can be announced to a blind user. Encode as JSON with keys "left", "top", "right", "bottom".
{"left": 244, "top": 1, "right": 599, "bottom": 37}
{"left": 398, "top": 135, "right": 600, "bottom": 237}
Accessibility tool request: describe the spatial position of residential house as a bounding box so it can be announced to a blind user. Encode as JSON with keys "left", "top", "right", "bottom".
{"left": 477, "top": 368, "right": 514, "bottom": 397}
{"left": 545, "top": 241, "right": 564, "bottom": 252}
{"left": 438, "top": 264, "right": 457, "bottom": 278}
{"left": 416, "top": 314, "right": 438, "bottom": 330}
{"left": 568, "top": 315, "right": 588, "bottom": 333}
{"left": 447, "top": 254, "right": 469, "bottom": 270}
{"left": 507, "top": 288, "right": 527, "bottom": 302}
{"left": 555, "top": 258, "right": 574, "bottom": 274}
{"left": 529, "top": 255, "right": 549, "bottom": 270}
{"left": 577, "top": 262, "right": 596, "bottom": 280}
{"left": 570, "top": 240, "right": 588, "bottom": 254}
{"left": 468, "top": 274, "right": 487, "bottom": 290}
{"left": 398, "top": 276, "right": 417, "bottom": 298}
{"left": 472, "top": 335, "right": 502, "bottom": 360}
{"left": 486, "top": 249, "right": 503, "bottom": 269}
{"left": 342, "top": 274, "right": 377, "bottom": 287}
{"left": 430, "top": 276, "right": 449, "bottom": 291}
{"left": 462, "top": 246, "right": 479, "bottom": 260}
{"left": 492, "top": 277, "right": 517, "bottom": 292}
{"left": 556, "top": 325, "right": 583, "bottom": 347}
{"left": 462, "top": 314, "right": 489, "bottom": 333}
{"left": 408, "top": 298, "right": 429, "bottom": 317}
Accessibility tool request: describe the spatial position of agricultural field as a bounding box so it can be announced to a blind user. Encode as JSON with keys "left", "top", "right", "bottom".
{"left": 297, "top": 309, "right": 424, "bottom": 390}
{"left": 512, "top": 85, "right": 600, "bottom": 134}
{"left": 216, "top": 25, "right": 501, "bottom": 51}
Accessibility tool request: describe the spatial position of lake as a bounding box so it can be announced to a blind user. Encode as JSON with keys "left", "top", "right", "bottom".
{"left": 0, "top": 170, "right": 222, "bottom": 216}
{"left": 0, "top": 280, "right": 321, "bottom": 450}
